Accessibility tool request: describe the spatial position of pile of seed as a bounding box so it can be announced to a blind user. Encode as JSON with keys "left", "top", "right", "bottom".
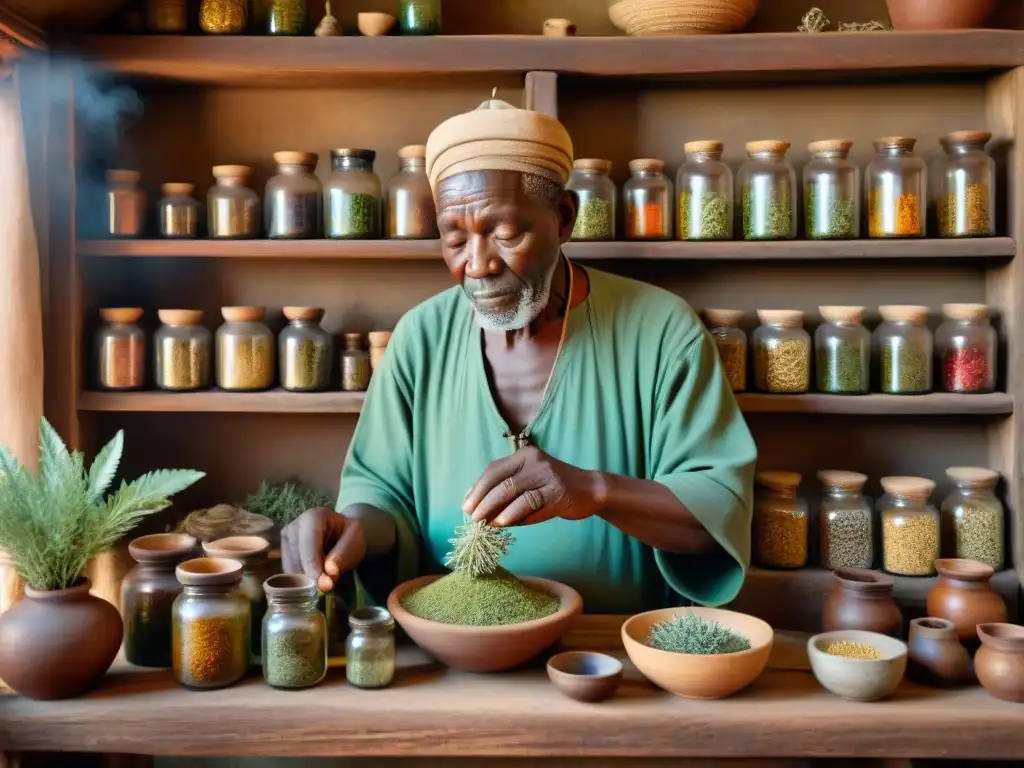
{"left": 572, "top": 197, "right": 613, "bottom": 240}
{"left": 755, "top": 338, "right": 810, "bottom": 393}
{"left": 401, "top": 569, "right": 560, "bottom": 626}
{"left": 678, "top": 191, "right": 731, "bottom": 240}
{"left": 820, "top": 508, "right": 873, "bottom": 569}
{"left": 880, "top": 343, "right": 931, "bottom": 394}
{"left": 715, "top": 337, "right": 747, "bottom": 391}
{"left": 944, "top": 501, "right": 1004, "bottom": 570}
{"left": 882, "top": 510, "right": 939, "bottom": 576}
{"left": 824, "top": 640, "right": 881, "bottom": 660}
{"left": 754, "top": 503, "right": 808, "bottom": 569}
{"left": 816, "top": 340, "right": 867, "bottom": 394}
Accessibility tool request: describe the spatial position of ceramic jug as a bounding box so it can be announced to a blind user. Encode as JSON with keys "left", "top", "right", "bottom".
{"left": 907, "top": 617, "right": 972, "bottom": 686}
{"left": 926, "top": 558, "right": 1007, "bottom": 644}
{"left": 822, "top": 568, "right": 902, "bottom": 636}
{"left": 975, "top": 623, "right": 1024, "bottom": 703}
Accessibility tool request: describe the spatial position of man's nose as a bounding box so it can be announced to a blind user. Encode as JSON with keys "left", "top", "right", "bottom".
{"left": 464, "top": 235, "right": 503, "bottom": 280}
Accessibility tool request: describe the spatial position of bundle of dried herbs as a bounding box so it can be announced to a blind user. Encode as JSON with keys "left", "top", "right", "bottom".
{"left": 242, "top": 479, "right": 334, "bottom": 527}
{"left": 646, "top": 614, "right": 751, "bottom": 655}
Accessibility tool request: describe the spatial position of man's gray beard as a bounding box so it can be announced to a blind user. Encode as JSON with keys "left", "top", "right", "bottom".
{"left": 472, "top": 255, "right": 561, "bottom": 333}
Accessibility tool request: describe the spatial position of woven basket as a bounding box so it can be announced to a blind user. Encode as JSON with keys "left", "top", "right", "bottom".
{"left": 608, "top": 0, "right": 760, "bottom": 36}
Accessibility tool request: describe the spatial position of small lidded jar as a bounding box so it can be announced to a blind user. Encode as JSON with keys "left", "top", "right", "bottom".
{"left": 203, "top": 536, "right": 274, "bottom": 663}
{"left": 265, "top": 151, "right": 322, "bottom": 239}
{"left": 216, "top": 306, "right": 275, "bottom": 391}
{"left": 346, "top": 606, "right": 396, "bottom": 689}
{"left": 398, "top": 0, "right": 441, "bottom": 34}
{"left": 279, "top": 306, "right": 333, "bottom": 392}
{"left": 941, "top": 466, "right": 1004, "bottom": 570}
{"left": 567, "top": 159, "right": 616, "bottom": 242}
{"left": 818, "top": 470, "right": 873, "bottom": 570}
{"left": 815, "top": 305, "right": 870, "bottom": 395}
{"left": 266, "top": 0, "right": 308, "bottom": 35}
{"left": 368, "top": 330, "right": 392, "bottom": 373}
{"left": 738, "top": 140, "right": 796, "bottom": 240}
{"left": 154, "top": 309, "right": 212, "bottom": 392}
{"left": 106, "top": 169, "right": 145, "bottom": 237}
{"left": 386, "top": 145, "right": 439, "bottom": 240}
{"left": 325, "top": 149, "right": 382, "bottom": 240}
{"left": 341, "top": 333, "right": 371, "bottom": 392}
{"left": 753, "top": 471, "right": 809, "bottom": 570}
{"left": 804, "top": 139, "right": 859, "bottom": 239}
{"left": 937, "top": 131, "right": 995, "bottom": 238}
{"left": 703, "top": 308, "right": 746, "bottom": 392}
{"left": 879, "top": 476, "right": 940, "bottom": 577}
{"left": 936, "top": 302, "right": 996, "bottom": 394}
{"left": 199, "top": 0, "right": 247, "bottom": 34}
{"left": 874, "top": 305, "right": 933, "bottom": 395}
{"left": 753, "top": 309, "right": 811, "bottom": 394}
{"left": 95, "top": 307, "right": 146, "bottom": 391}
{"left": 623, "top": 158, "right": 672, "bottom": 241}
{"left": 866, "top": 136, "right": 926, "bottom": 238}
{"left": 676, "top": 140, "right": 732, "bottom": 241}
{"left": 208, "top": 165, "right": 261, "bottom": 239}
{"left": 263, "top": 574, "right": 327, "bottom": 690}
{"left": 158, "top": 182, "right": 200, "bottom": 238}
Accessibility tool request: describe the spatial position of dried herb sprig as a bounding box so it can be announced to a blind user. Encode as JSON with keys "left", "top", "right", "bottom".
{"left": 443, "top": 518, "right": 513, "bottom": 577}
{"left": 646, "top": 614, "right": 752, "bottom": 655}
{"left": 242, "top": 479, "right": 334, "bottom": 526}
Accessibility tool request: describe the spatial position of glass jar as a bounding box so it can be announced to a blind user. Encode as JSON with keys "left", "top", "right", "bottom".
{"left": 346, "top": 606, "right": 396, "bottom": 689}
{"left": 158, "top": 182, "right": 200, "bottom": 238}
{"left": 208, "top": 165, "right": 260, "bottom": 239}
{"left": 341, "top": 333, "right": 371, "bottom": 392}
{"left": 325, "top": 149, "right": 382, "bottom": 239}
{"left": 154, "top": 309, "right": 212, "bottom": 391}
{"left": 815, "top": 305, "right": 870, "bottom": 395}
{"left": 937, "top": 131, "right": 995, "bottom": 238}
{"left": 398, "top": 0, "right": 441, "bottom": 34}
{"left": 567, "top": 158, "right": 616, "bottom": 241}
{"left": 122, "top": 533, "right": 197, "bottom": 668}
{"left": 738, "top": 140, "right": 796, "bottom": 241}
{"left": 880, "top": 476, "right": 940, "bottom": 576}
{"left": 753, "top": 471, "right": 808, "bottom": 569}
{"left": 804, "top": 139, "right": 859, "bottom": 239}
{"left": 279, "top": 306, "right": 333, "bottom": 392}
{"left": 216, "top": 306, "right": 275, "bottom": 391}
{"left": 266, "top": 0, "right": 307, "bottom": 34}
{"left": 106, "top": 169, "right": 145, "bottom": 237}
{"left": 866, "top": 136, "right": 926, "bottom": 238}
{"left": 171, "top": 557, "right": 250, "bottom": 689}
{"left": 200, "top": 0, "right": 247, "bottom": 33}
{"left": 703, "top": 308, "right": 746, "bottom": 392}
{"left": 265, "top": 151, "right": 321, "bottom": 239}
{"left": 386, "top": 145, "right": 438, "bottom": 240}
{"left": 874, "top": 305, "right": 933, "bottom": 395}
{"left": 145, "top": 0, "right": 187, "bottom": 32}
{"left": 203, "top": 536, "right": 274, "bottom": 662}
{"left": 624, "top": 158, "right": 672, "bottom": 240}
{"left": 95, "top": 307, "right": 146, "bottom": 390}
{"left": 368, "top": 330, "right": 392, "bottom": 372}
{"left": 677, "top": 140, "right": 732, "bottom": 241}
{"left": 818, "top": 471, "right": 873, "bottom": 570}
{"left": 941, "top": 467, "right": 1004, "bottom": 570}
{"left": 263, "top": 574, "right": 327, "bottom": 689}
{"left": 936, "top": 302, "right": 996, "bottom": 394}
{"left": 752, "top": 309, "right": 811, "bottom": 394}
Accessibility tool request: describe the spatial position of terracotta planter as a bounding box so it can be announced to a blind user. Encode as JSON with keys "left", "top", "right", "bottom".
{"left": 885, "top": 0, "right": 994, "bottom": 30}
{"left": 0, "top": 578, "right": 122, "bottom": 699}
{"left": 926, "top": 558, "right": 1007, "bottom": 644}
{"left": 907, "top": 618, "right": 972, "bottom": 686}
{"left": 822, "top": 568, "right": 902, "bottom": 637}
{"left": 975, "top": 623, "right": 1024, "bottom": 702}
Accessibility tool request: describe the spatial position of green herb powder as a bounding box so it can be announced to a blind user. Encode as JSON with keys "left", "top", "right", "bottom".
{"left": 572, "top": 197, "right": 612, "bottom": 240}
{"left": 816, "top": 340, "right": 867, "bottom": 394}
{"left": 401, "top": 569, "right": 560, "bottom": 626}
{"left": 264, "top": 629, "right": 326, "bottom": 689}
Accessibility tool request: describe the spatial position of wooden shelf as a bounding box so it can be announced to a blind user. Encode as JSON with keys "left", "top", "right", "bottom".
{"left": 736, "top": 393, "right": 1014, "bottom": 415}
{"left": 76, "top": 239, "right": 442, "bottom": 260}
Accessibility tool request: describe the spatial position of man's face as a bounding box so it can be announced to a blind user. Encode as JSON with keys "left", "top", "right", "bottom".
{"left": 436, "top": 170, "right": 576, "bottom": 331}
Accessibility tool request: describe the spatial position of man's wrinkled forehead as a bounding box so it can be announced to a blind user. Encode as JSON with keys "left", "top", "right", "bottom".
{"left": 436, "top": 169, "right": 526, "bottom": 211}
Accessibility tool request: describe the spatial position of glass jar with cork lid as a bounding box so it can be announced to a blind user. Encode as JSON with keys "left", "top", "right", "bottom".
{"left": 154, "top": 309, "right": 212, "bottom": 391}
{"left": 266, "top": 0, "right": 308, "bottom": 35}
{"left": 386, "top": 145, "right": 438, "bottom": 240}
{"left": 216, "top": 306, "right": 275, "bottom": 391}
{"left": 941, "top": 466, "right": 1004, "bottom": 570}
{"left": 106, "top": 170, "right": 145, "bottom": 237}
{"left": 937, "top": 131, "right": 995, "bottom": 238}
{"left": 703, "top": 308, "right": 746, "bottom": 392}
{"left": 398, "top": 0, "right": 441, "bottom": 34}
{"left": 341, "top": 333, "right": 371, "bottom": 392}
{"left": 936, "top": 303, "right": 996, "bottom": 394}
{"left": 265, "top": 151, "right": 322, "bottom": 239}
{"left": 203, "top": 536, "right": 274, "bottom": 663}
{"left": 866, "top": 136, "right": 926, "bottom": 238}
{"left": 753, "top": 471, "right": 809, "bottom": 570}
{"left": 199, "top": 0, "right": 247, "bottom": 33}
{"left": 95, "top": 307, "right": 146, "bottom": 391}
{"left": 737, "top": 140, "right": 796, "bottom": 241}
{"left": 753, "top": 309, "right": 811, "bottom": 394}
{"left": 567, "top": 159, "right": 616, "bottom": 242}
{"left": 158, "top": 183, "right": 200, "bottom": 238}
{"left": 677, "top": 141, "right": 732, "bottom": 241}
{"left": 325, "top": 149, "right": 382, "bottom": 240}
{"left": 623, "top": 158, "right": 672, "bottom": 241}
{"left": 262, "top": 574, "right": 327, "bottom": 690}
{"left": 279, "top": 307, "right": 333, "bottom": 392}
{"left": 873, "top": 305, "right": 933, "bottom": 395}
{"left": 804, "top": 139, "right": 859, "bottom": 239}
{"left": 815, "top": 305, "right": 870, "bottom": 395}
{"left": 879, "top": 476, "right": 939, "bottom": 577}
{"left": 818, "top": 470, "right": 874, "bottom": 570}
{"left": 208, "top": 165, "right": 261, "bottom": 238}
{"left": 346, "top": 606, "right": 396, "bottom": 689}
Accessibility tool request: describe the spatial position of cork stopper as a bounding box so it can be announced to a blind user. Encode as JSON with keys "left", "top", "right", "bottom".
{"left": 344, "top": 332, "right": 364, "bottom": 351}
{"left": 756, "top": 309, "right": 804, "bottom": 329}
{"left": 368, "top": 330, "right": 392, "bottom": 347}
{"left": 99, "top": 307, "right": 143, "bottom": 324}
{"left": 574, "top": 158, "right": 613, "bottom": 174}
{"left": 203, "top": 535, "right": 271, "bottom": 561}
{"left": 161, "top": 182, "right": 195, "bottom": 197}
{"left": 212, "top": 164, "right": 252, "bottom": 180}
{"left": 878, "top": 305, "right": 929, "bottom": 324}
{"left": 817, "top": 470, "right": 868, "bottom": 492}
{"left": 873, "top": 136, "right": 917, "bottom": 153}
{"left": 756, "top": 470, "right": 801, "bottom": 492}
{"left": 158, "top": 309, "right": 204, "bottom": 326}
{"left": 880, "top": 476, "right": 935, "bottom": 500}
{"left": 819, "top": 305, "right": 866, "bottom": 324}
{"left": 283, "top": 306, "right": 325, "bottom": 322}
{"left": 941, "top": 130, "right": 991, "bottom": 150}
{"left": 629, "top": 158, "right": 665, "bottom": 174}
{"left": 398, "top": 145, "right": 427, "bottom": 160}
{"left": 746, "top": 140, "right": 790, "bottom": 156}
{"left": 107, "top": 169, "right": 141, "bottom": 184}
{"left": 808, "top": 139, "right": 853, "bottom": 157}
{"left": 273, "top": 151, "right": 318, "bottom": 167}
{"left": 685, "top": 140, "right": 724, "bottom": 156}
{"left": 946, "top": 466, "right": 999, "bottom": 488}
{"left": 221, "top": 306, "right": 265, "bottom": 323}
{"left": 942, "top": 302, "right": 989, "bottom": 322}
{"left": 703, "top": 308, "right": 744, "bottom": 328}
{"left": 176, "top": 557, "right": 243, "bottom": 588}
{"left": 330, "top": 148, "right": 376, "bottom": 163}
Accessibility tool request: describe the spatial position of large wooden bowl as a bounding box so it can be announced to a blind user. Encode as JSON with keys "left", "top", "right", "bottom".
{"left": 608, "top": 0, "right": 760, "bottom": 36}
{"left": 387, "top": 574, "right": 582, "bottom": 673}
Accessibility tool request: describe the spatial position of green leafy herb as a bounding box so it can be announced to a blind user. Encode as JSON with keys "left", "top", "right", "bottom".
{"left": 443, "top": 518, "right": 513, "bottom": 577}
{"left": 241, "top": 479, "right": 334, "bottom": 526}
{"left": 646, "top": 614, "right": 752, "bottom": 655}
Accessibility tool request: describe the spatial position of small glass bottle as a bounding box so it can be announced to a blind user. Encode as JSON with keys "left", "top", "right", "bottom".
{"left": 172, "top": 557, "right": 250, "bottom": 690}
{"left": 325, "top": 149, "right": 382, "bottom": 239}
{"left": 122, "top": 533, "right": 197, "bottom": 668}
{"left": 386, "top": 145, "right": 438, "bottom": 240}
{"left": 144, "top": 0, "right": 187, "bottom": 32}
{"left": 340, "top": 333, "right": 371, "bottom": 392}
{"left": 738, "top": 140, "right": 797, "bottom": 241}
{"left": 753, "top": 471, "right": 809, "bottom": 570}
{"left": 208, "top": 165, "right": 261, "bottom": 239}
{"left": 753, "top": 309, "right": 811, "bottom": 394}
{"left": 937, "top": 131, "right": 995, "bottom": 238}
{"left": 817, "top": 470, "right": 873, "bottom": 570}
{"left": 279, "top": 306, "right": 333, "bottom": 392}
{"left": 567, "top": 158, "right": 616, "bottom": 242}
{"left": 703, "top": 308, "right": 746, "bottom": 392}
{"left": 815, "top": 305, "right": 870, "bottom": 395}
{"left": 346, "top": 606, "right": 396, "bottom": 689}
{"left": 941, "top": 466, "right": 1004, "bottom": 570}
{"left": 879, "top": 476, "right": 940, "bottom": 577}
{"left": 624, "top": 158, "right": 672, "bottom": 241}
{"left": 397, "top": 0, "right": 441, "bottom": 34}
{"left": 199, "top": 0, "right": 247, "bottom": 33}
{"left": 203, "top": 536, "right": 273, "bottom": 663}
{"left": 804, "top": 139, "right": 859, "bottom": 240}
{"left": 936, "top": 302, "right": 996, "bottom": 394}
{"left": 158, "top": 183, "right": 201, "bottom": 238}
{"left": 874, "top": 305, "right": 933, "bottom": 395}
{"left": 106, "top": 169, "right": 145, "bottom": 237}
{"left": 154, "top": 309, "right": 212, "bottom": 391}
{"left": 368, "top": 330, "right": 392, "bottom": 373}
{"left": 95, "top": 307, "right": 146, "bottom": 391}
{"left": 677, "top": 140, "right": 732, "bottom": 241}
{"left": 216, "top": 306, "right": 275, "bottom": 391}
{"left": 263, "top": 574, "right": 327, "bottom": 690}
{"left": 866, "top": 136, "right": 926, "bottom": 238}
{"left": 266, "top": 151, "right": 321, "bottom": 239}
{"left": 266, "top": 0, "right": 308, "bottom": 34}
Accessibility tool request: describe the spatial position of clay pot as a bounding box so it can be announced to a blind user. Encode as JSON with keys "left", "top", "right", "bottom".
{"left": 975, "top": 623, "right": 1024, "bottom": 702}
{"left": 0, "top": 579, "right": 122, "bottom": 699}
{"left": 885, "top": 0, "right": 994, "bottom": 30}
{"left": 926, "top": 558, "right": 1007, "bottom": 644}
{"left": 907, "top": 618, "right": 972, "bottom": 686}
{"left": 822, "top": 568, "right": 902, "bottom": 637}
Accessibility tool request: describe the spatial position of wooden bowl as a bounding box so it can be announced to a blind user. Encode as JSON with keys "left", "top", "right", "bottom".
{"left": 808, "top": 630, "right": 907, "bottom": 701}
{"left": 885, "top": 0, "right": 994, "bottom": 30}
{"left": 358, "top": 12, "right": 396, "bottom": 36}
{"left": 621, "top": 607, "right": 773, "bottom": 699}
{"left": 608, "top": 0, "right": 759, "bottom": 36}
{"left": 547, "top": 651, "right": 623, "bottom": 702}
{"left": 387, "top": 574, "right": 582, "bottom": 673}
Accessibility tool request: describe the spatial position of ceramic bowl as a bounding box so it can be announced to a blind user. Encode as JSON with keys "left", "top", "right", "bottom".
{"left": 387, "top": 575, "right": 582, "bottom": 673}
{"left": 358, "top": 12, "right": 396, "bottom": 36}
{"left": 547, "top": 651, "right": 623, "bottom": 702}
{"left": 608, "top": 0, "right": 760, "bottom": 36}
{"left": 808, "top": 630, "right": 907, "bottom": 702}
{"left": 621, "top": 607, "right": 773, "bottom": 699}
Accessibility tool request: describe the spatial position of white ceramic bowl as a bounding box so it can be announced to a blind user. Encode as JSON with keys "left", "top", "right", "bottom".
{"left": 808, "top": 630, "right": 907, "bottom": 701}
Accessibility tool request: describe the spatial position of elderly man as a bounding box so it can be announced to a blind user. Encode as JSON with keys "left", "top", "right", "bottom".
{"left": 282, "top": 96, "right": 757, "bottom": 612}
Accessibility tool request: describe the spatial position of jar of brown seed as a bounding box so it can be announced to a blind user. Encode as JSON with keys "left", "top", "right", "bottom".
{"left": 279, "top": 307, "right": 333, "bottom": 392}
{"left": 703, "top": 308, "right": 746, "bottom": 392}
{"left": 341, "top": 333, "right": 371, "bottom": 392}
{"left": 386, "top": 145, "right": 438, "bottom": 240}
{"left": 818, "top": 470, "right": 874, "bottom": 570}
{"left": 753, "top": 309, "right": 811, "bottom": 393}
{"left": 216, "top": 307, "right": 275, "bottom": 391}
{"left": 155, "top": 310, "right": 212, "bottom": 391}
{"left": 95, "top": 307, "right": 146, "bottom": 390}
{"left": 879, "top": 476, "right": 940, "bottom": 577}
{"left": 208, "top": 165, "right": 261, "bottom": 239}
{"left": 754, "top": 471, "right": 808, "bottom": 569}
{"left": 941, "top": 466, "right": 1004, "bottom": 571}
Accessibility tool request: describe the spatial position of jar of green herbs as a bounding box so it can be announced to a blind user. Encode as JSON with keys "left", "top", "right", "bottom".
{"left": 346, "top": 606, "right": 395, "bottom": 689}
{"left": 567, "top": 159, "right": 616, "bottom": 241}
{"left": 738, "top": 140, "right": 796, "bottom": 241}
{"left": 265, "top": 0, "right": 307, "bottom": 34}
{"left": 676, "top": 140, "right": 732, "bottom": 241}
{"left": 804, "top": 139, "right": 859, "bottom": 239}
{"left": 398, "top": 0, "right": 441, "bottom": 34}
{"left": 873, "top": 305, "right": 933, "bottom": 395}
{"left": 815, "top": 305, "right": 870, "bottom": 395}
{"left": 279, "top": 307, "right": 333, "bottom": 392}
{"left": 325, "top": 149, "right": 382, "bottom": 239}
{"left": 262, "top": 574, "right": 327, "bottom": 690}
{"left": 203, "top": 536, "right": 274, "bottom": 663}
{"left": 941, "top": 466, "right": 1004, "bottom": 570}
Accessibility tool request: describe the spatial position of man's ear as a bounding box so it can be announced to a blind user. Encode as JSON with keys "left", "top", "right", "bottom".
{"left": 558, "top": 188, "right": 578, "bottom": 244}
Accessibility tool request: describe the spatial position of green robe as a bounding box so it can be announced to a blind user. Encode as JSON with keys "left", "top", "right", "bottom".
{"left": 337, "top": 266, "right": 757, "bottom": 613}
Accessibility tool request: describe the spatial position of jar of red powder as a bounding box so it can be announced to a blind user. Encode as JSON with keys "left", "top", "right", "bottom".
{"left": 936, "top": 303, "right": 996, "bottom": 394}
{"left": 624, "top": 158, "right": 672, "bottom": 241}
{"left": 95, "top": 307, "right": 146, "bottom": 390}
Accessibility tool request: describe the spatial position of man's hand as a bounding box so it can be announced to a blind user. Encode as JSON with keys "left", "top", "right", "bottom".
{"left": 281, "top": 507, "right": 367, "bottom": 592}
{"left": 463, "top": 446, "right": 604, "bottom": 527}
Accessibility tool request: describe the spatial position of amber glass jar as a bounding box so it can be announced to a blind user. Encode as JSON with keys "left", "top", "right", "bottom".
{"left": 815, "top": 305, "right": 870, "bottom": 395}
{"left": 624, "top": 158, "right": 672, "bottom": 240}
{"left": 386, "top": 145, "right": 438, "bottom": 239}
{"left": 937, "top": 131, "right": 995, "bottom": 238}
{"left": 738, "top": 141, "right": 796, "bottom": 240}
{"left": 818, "top": 470, "right": 873, "bottom": 570}
{"left": 753, "top": 471, "right": 809, "bottom": 569}
{"left": 262, "top": 574, "right": 327, "bottom": 690}
{"left": 208, "top": 165, "right": 260, "bottom": 238}
{"left": 158, "top": 183, "right": 200, "bottom": 238}
{"left": 703, "top": 308, "right": 746, "bottom": 392}
{"left": 677, "top": 141, "right": 732, "bottom": 241}
{"left": 867, "top": 136, "right": 926, "bottom": 238}
{"left": 567, "top": 159, "right": 616, "bottom": 242}
{"left": 753, "top": 309, "right": 811, "bottom": 394}
{"left": 95, "top": 307, "right": 146, "bottom": 390}
{"left": 154, "top": 309, "right": 212, "bottom": 391}
{"left": 106, "top": 170, "right": 145, "bottom": 237}
{"left": 325, "top": 149, "right": 382, "bottom": 239}
{"left": 216, "top": 306, "right": 275, "bottom": 391}
{"left": 203, "top": 536, "right": 274, "bottom": 663}
{"left": 936, "top": 303, "right": 996, "bottom": 394}
{"left": 265, "top": 151, "right": 321, "bottom": 239}
{"left": 200, "top": 0, "right": 247, "bottom": 33}
{"left": 941, "top": 466, "right": 1004, "bottom": 570}
{"left": 879, "top": 476, "right": 940, "bottom": 577}
{"left": 341, "top": 333, "right": 371, "bottom": 392}
{"left": 279, "top": 307, "right": 333, "bottom": 392}
{"left": 874, "top": 305, "right": 933, "bottom": 395}
{"left": 804, "top": 139, "right": 859, "bottom": 239}
{"left": 145, "top": 0, "right": 188, "bottom": 32}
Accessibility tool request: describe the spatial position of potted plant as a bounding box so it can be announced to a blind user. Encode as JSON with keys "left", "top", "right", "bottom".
{"left": 0, "top": 419, "right": 203, "bottom": 699}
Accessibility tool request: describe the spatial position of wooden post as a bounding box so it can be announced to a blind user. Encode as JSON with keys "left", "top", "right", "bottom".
{"left": 525, "top": 71, "right": 558, "bottom": 118}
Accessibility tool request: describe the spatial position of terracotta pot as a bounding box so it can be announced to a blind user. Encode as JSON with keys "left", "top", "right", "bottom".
{"left": 975, "top": 623, "right": 1024, "bottom": 703}
{"left": 926, "top": 558, "right": 1007, "bottom": 644}
{"left": 822, "top": 568, "right": 902, "bottom": 637}
{"left": 0, "top": 578, "right": 122, "bottom": 699}
{"left": 885, "top": 0, "right": 994, "bottom": 30}
{"left": 907, "top": 618, "right": 972, "bottom": 686}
